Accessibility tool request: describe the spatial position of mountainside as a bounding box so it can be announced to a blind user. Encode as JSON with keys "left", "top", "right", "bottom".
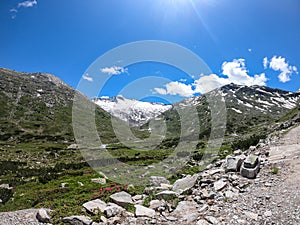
{"left": 150, "top": 83, "right": 300, "bottom": 151}
{"left": 0, "top": 68, "right": 118, "bottom": 166}
{"left": 93, "top": 95, "right": 172, "bottom": 126}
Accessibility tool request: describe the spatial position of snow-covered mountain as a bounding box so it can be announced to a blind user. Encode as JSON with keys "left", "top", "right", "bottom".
{"left": 93, "top": 95, "right": 172, "bottom": 126}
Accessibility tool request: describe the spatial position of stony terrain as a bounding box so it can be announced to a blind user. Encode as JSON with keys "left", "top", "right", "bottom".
{"left": 1, "top": 124, "right": 299, "bottom": 225}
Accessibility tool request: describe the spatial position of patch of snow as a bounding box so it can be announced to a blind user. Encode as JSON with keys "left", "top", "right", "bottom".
{"left": 94, "top": 96, "right": 172, "bottom": 126}
{"left": 231, "top": 108, "right": 242, "bottom": 113}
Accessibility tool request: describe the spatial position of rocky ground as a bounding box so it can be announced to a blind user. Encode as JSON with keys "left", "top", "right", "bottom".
{"left": 0, "top": 125, "right": 299, "bottom": 225}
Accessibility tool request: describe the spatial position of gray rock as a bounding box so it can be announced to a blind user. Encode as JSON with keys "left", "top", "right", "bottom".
{"left": 149, "top": 199, "right": 165, "bottom": 209}
{"left": 67, "top": 143, "right": 78, "bottom": 150}
{"left": 36, "top": 208, "right": 51, "bottom": 223}
{"left": 244, "top": 211, "right": 258, "bottom": 220}
{"left": 172, "top": 174, "right": 199, "bottom": 194}
{"left": 91, "top": 178, "right": 106, "bottom": 185}
{"left": 225, "top": 155, "right": 243, "bottom": 172}
{"left": 213, "top": 179, "right": 227, "bottom": 191}
{"left": 63, "top": 215, "right": 93, "bottom": 225}
{"left": 0, "top": 184, "right": 12, "bottom": 189}
{"left": 135, "top": 205, "right": 155, "bottom": 218}
{"left": 83, "top": 199, "right": 107, "bottom": 214}
{"left": 149, "top": 176, "right": 170, "bottom": 186}
{"left": 155, "top": 191, "right": 178, "bottom": 200}
{"left": 196, "top": 219, "right": 210, "bottom": 225}
{"left": 240, "top": 156, "right": 260, "bottom": 179}
{"left": 171, "top": 201, "right": 199, "bottom": 223}
{"left": 243, "top": 155, "right": 259, "bottom": 168}
{"left": 104, "top": 203, "right": 124, "bottom": 218}
{"left": 205, "top": 215, "right": 219, "bottom": 224}
{"left": 110, "top": 191, "right": 133, "bottom": 207}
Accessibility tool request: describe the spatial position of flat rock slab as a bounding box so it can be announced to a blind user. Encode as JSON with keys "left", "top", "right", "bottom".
{"left": 83, "top": 199, "right": 107, "bottom": 214}
{"left": 172, "top": 174, "right": 199, "bottom": 194}
{"left": 110, "top": 191, "right": 133, "bottom": 207}
{"left": 213, "top": 179, "right": 227, "bottom": 191}
{"left": 134, "top": 205, "right": 155, "bottom": 218}
{"left": 155, "top": 190, "right": 178, "bottom": 200}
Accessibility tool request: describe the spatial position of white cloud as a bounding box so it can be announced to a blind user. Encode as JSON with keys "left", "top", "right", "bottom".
{"left": 100, "top": 66, "right": 127, "bottom": 75}
{"left": 267, "top": 56, "right": 298, "bottom": 83}
{"left": 154, "top": 81, "right": 194, "bottom": 97}
{"left": 221, "top": 59, "right": 267, "bottom": 86}
{"left": 10, "top": 8, "right": 18, "bottom": 13}
{"left": 18, "top": 0, "right": 37, "bottom": 8}
{"left": 263, "top": 57, "right": 268, "bottom": 69}
{"left": 83, "top": 73, "right": 93, "bottom": 82}
{"left": 248, "top": 48, "right": 252, "bottom": 52}
{"left": 154, "top": 58, "right": 268, "bottom": 96}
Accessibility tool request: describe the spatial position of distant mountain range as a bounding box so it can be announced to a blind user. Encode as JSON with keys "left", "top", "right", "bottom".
{"left": 1, "top": 68, "right": 299, "bottom": 149}
{"left": 93, "top": 95, "right": 172, "bottom": 126}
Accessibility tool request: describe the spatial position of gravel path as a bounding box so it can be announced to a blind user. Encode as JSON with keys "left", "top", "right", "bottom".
{"left": 213, "top": 125, "right": 300, "bottom": 225}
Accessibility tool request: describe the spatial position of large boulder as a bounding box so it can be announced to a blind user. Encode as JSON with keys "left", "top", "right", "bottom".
{"left": 83, "top": 199, "right": 107, "bottom": 214}
{"left": 172, "top": 174, "right": 199, "bottom": 194}
{"left": 225, "top": 155, "right": 243, "bottom": 172}
{"left": 110, "top": 191, "right": 133, "bottom": 207}
{"left": 240, "top": 155, "right": 260, "bottom": 179}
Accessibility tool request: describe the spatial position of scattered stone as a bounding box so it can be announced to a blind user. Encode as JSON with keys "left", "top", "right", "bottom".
{"left": 204, "top": 215, "right": 219, "bottom": 224}
{"left": 213, "top": 179, "right": 227, "bottom": 191}
{"left": 156, "top": 190, "right": 178, "bottom": 200}
{"left": 91, "top": 178, "right": 106, "bottom": 185}
{"left": 244, "top": 211, "right": 258, "bottom": 220}
{"left": 61, "top": 182, "right": 68, "bottom": 188}
{"left": 171, "top": 201, "right": 199, "bottom": 222}
{"left": 134, "top": 205, "right": 155, "bottom": 218}
{"left": 149, "top": 200, "right": 165, "bottom": 210}
{"left": 36, "top": 208, "right": 51, "bottom": 223}
{"left": 67, "top": 143, "right": 78, "bottom": 150}
{"left": 196, "top": 219, "right": 210, "bottom": 225}
{"left": 0, "top": 184, "right": 12, "bottom": 189}
{"left": 83, "top": 199, "right": 107, "bottom": 214}
{"left": 264, "top": 210, "right": 272, "bottom": 217}
{"left": 149, "top": 176, "right": 170, "bottom": 186}
{"left": 172, "top": 174, "right": 199, "bottom": 194}
{"left": 63, "top": 215, "right": 93, "bottom": 225}
{"left": 225, "top": 155, "right": 243, "bottom": 172}
{"left": 110, "top": 191, "right": 133, "bottom": 207}
{"left": 104, "top": 203, "right": 124, "bottom": 218}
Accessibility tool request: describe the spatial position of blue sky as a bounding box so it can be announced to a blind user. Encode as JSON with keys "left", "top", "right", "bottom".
{"left": 0, "top": 0, "right": 299, "bottom": 103}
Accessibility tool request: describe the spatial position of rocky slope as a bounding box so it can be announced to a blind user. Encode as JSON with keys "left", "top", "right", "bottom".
{"left": 93, "top": 95, "right": 172, "bottom": 126}
{"left": 2, "top": 123, "right": 299, "bottom": 225}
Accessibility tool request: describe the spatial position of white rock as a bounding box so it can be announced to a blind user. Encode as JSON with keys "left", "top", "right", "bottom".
{"left": 213, "top": 179, "right": 227, "bottom": 191}
{"left": 172, "top": 174, "right": 199, "bottom": 194}
{"left": 134, "top": 205, "right": 155, "bottom": 218}
{"left": 36, "top": 208, "right": 51, "bottom": 223}
{"left": 110, "top": 191, "right": 133, "bottom": 207}
{"left": 83, "top": 199, "right": 107, "bottom": 214}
